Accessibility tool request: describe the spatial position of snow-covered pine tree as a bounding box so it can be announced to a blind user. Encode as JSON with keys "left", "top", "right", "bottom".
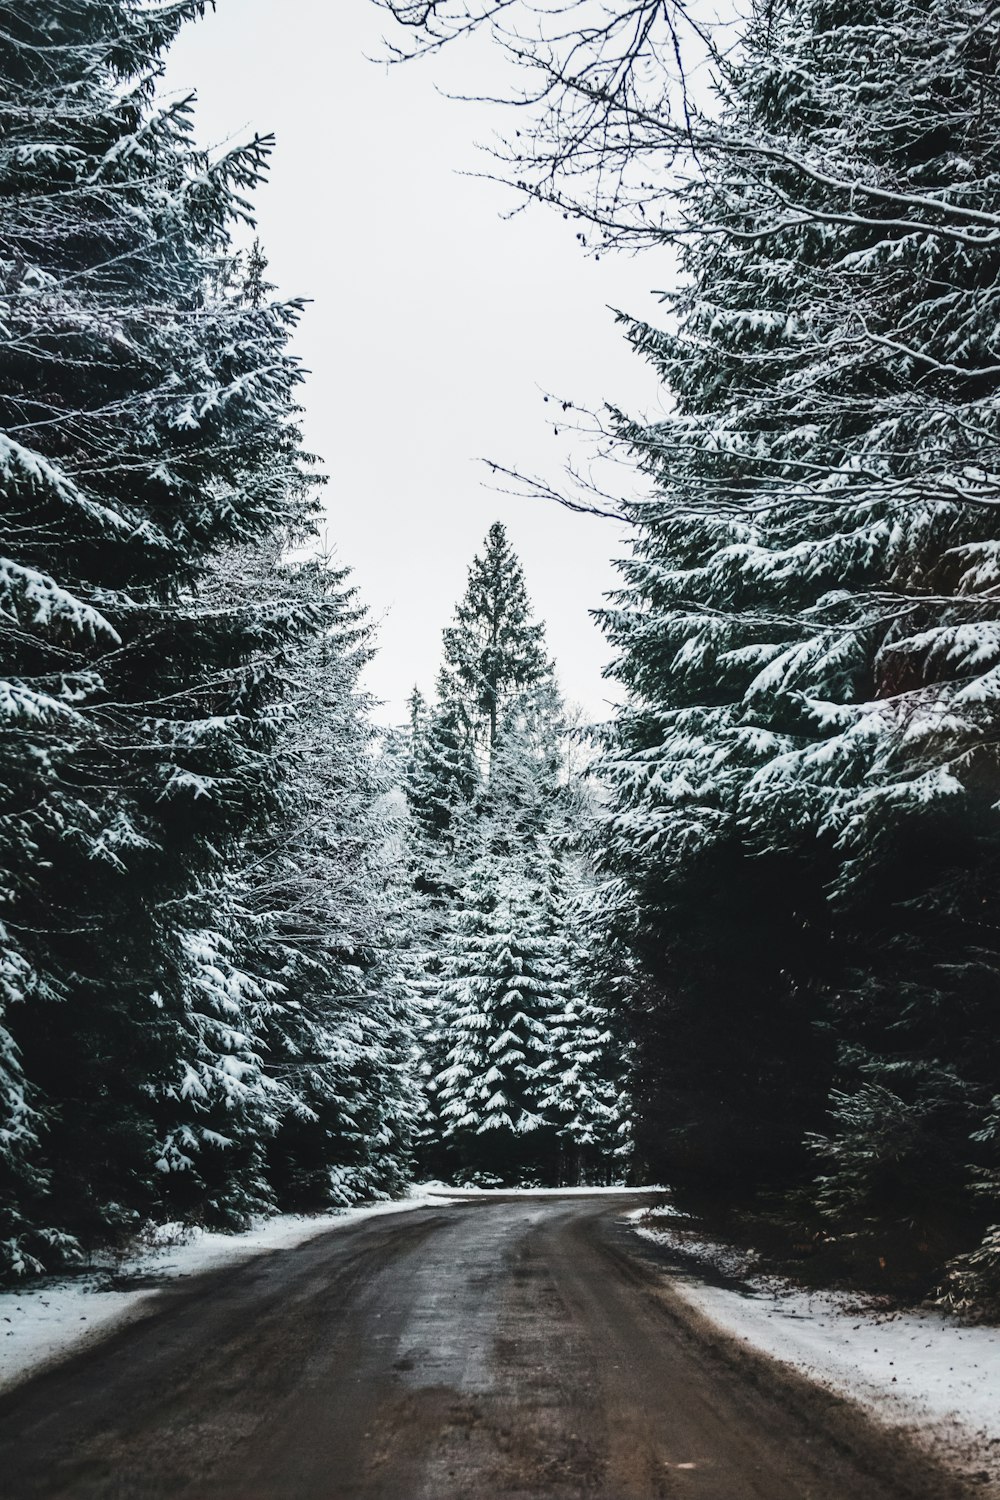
{"left": 404, "top": 525, "right": 622, "bottom": 1182}
{"left": 404, "top": 681, "right": 479, "bottom": 901}
{"left": 597, "top": 493, "right": 839, "bottom": 1196}
{"left": 537, "top": 846, "right": 627, "bottom": 1184}
{"left": 0, "top": 2, "right": 318, "bottom": 1271}
{"left": 400, "top": 683, "right": 482, "bottom": 1175}
{"left": 214, "top": 545, "right": 416, "bottom": 1211}
{"left": 598, "top": 0, "right": 1000, "bottom": 1257}
{"left": 435, "top": 843, "right": 565, "bottom": 1184}
{"left": 440, "top": 521, "right": 551, "bottom": 758}
{"left": 403, "top": 527, "right": 552, "bottom": 1175}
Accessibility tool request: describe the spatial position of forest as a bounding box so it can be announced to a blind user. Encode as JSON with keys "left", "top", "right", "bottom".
{"left": 2, "top": 0, "right": 1000, "bottom": 1325}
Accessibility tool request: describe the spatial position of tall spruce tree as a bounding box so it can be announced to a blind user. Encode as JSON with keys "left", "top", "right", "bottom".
{"left": 440, "top": 522, "right": 551, "bottom": 757}
{"left": 405, "top": 525, "right": 623, "bottom": 1183}
{"left": 215, "top": 546, "right": 416, "bottom": 1211}
{"left": 538, "top": 848, "right": 629, "bottom": 1184}
{"left": 435, "top": 845, "right": 565, "bottom": 1183}
{"left": 596, "top": 0, "right": 1000, "bottom": 1275}
{"left": 0, "top": 1, "right": 319, "bottom": 1271}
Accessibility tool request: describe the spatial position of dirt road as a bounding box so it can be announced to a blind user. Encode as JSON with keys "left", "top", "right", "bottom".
{"left": 0, "top": 1195, "right": 974, "bottom": 1499}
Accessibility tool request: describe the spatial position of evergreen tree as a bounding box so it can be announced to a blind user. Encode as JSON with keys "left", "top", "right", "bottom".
{"left": 405, "top": 524, "right": 623, "bottom": 1184}
{"left": 400, "top": 680, "right": 483, "bottom": 1175}
{"left": 0, "top": 1, "right": 317, "bottom": 1270}
{"left": 218, "top": 546, "right": 416, "bottom": 1211}
{"left": 404, "top": 682, "right": 479, "bottom": 900}
{"left": 440, "top": 521, "right": 551, "bottom": 757}
{"left": 597, "top": 0, "right": 1000, "bottom": 1268}
{"left": 436, "top": 848, "right": 564, "bottom": 1183}
{"left": 410, "top": 694, "right": 567, "bottom": 1182}
{"left": 538, "top": 852, "right": 628, "bottom": 1184}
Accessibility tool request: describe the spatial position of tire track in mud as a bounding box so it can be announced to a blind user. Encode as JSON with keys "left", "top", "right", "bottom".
{"left": 0, "top": 1195, "right": 979, "bottom": 1500}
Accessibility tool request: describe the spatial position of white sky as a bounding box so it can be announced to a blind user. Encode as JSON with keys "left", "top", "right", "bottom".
{"left": 164, "top": 1, "right": 666, "bottom": 723}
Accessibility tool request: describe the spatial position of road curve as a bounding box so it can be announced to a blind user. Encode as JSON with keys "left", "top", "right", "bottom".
{"left": 0, "top": 1195, "right": 973, "bottom": 1499}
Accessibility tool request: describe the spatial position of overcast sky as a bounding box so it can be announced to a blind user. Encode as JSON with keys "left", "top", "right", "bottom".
{"left": 164, "top": 2, "right": 665, "bottom": 723}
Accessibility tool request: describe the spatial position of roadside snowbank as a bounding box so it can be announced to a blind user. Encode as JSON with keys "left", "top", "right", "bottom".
{"left": 632, "top": 1212, "right": 1000, "bottom": 1489}
{"left": 432, "top": 1183, "right": 661, "bottom": 1197}
{"left": 0, "top": 1188, "right": 456, "bottom": 1395}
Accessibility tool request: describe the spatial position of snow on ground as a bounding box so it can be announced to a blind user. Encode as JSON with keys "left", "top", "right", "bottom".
{"left": 0, "top": 1187, "right": 456, "bottom": 1395}
{"left": 434, "top": 1183, "right": 662, "bottom": 1197}
{"left": 627, "top": 1205, "right": 761, "bottom": 1280}
{"left": 632, "top": 1210, "right": 1000, "bottom": 1490}
{"left": 0, "top": 1184, "right": 652, "bottom": 1394}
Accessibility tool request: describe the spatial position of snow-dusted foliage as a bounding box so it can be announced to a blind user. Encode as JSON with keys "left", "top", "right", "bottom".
{"left": 537, "top": 851, "right": 629, "bottom": 1182}
{"left": 439, "top": 521, "right": 551, "bottom": 756}
{"left": 591, "top": 0, "right": 1000, "bottom": 1271}
{"left": 435, "top": 850, "right": 565, "bottom": 1179}
{"left": 219, "top": 546, "right": 416, "bottom": 1210}
{"left": 0, "top": 3, "right": 411, "bottom": 1273}
{"left": 403, "top": 526, "right": 625, "bottom": 1183}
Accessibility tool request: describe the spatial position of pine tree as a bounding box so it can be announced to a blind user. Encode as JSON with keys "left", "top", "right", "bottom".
{"left": 440, "top": 522, "right": 551, "bottom": 757}
{"left": 410, "top": 702, "right": 568, "bottom": 1183}
{"left": 217, "top": 546, "right": 416, "bottom": 1211}
{"left": 436, "top": 847, "right": 564, "bottom": 1184}
{"left": 400, "top": 682, "right": 482, "bottom": 1176}
{"left": 405, "top": 524, "right": 622, "bottom": 1184}
{"left": 538, "top": 851, "right": 627, "bottom": 1184}
{"left": 597, "top": 0, "right": 1000, "bottom": 1260}
{"left": 433, "top": 590, "right": 564, "bottom": 1185}
{"left": 404, "top": 682, "right": 479, "bottom": 900}
{"left": 0, "top": 1, "right": 317, "bottom": 1270}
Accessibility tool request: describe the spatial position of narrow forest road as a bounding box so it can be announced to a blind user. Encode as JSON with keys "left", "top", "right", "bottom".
{"left": 0, "top": 1195, "right": 975, "bottom": 1500}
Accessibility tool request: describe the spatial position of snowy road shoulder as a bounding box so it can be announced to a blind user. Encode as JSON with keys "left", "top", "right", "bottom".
{"left": 630, "top": 1210, "right": 1000, "bottom": 1490}
{"left": 0, "top": 1190, "right": 457, "bottom": 1395}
